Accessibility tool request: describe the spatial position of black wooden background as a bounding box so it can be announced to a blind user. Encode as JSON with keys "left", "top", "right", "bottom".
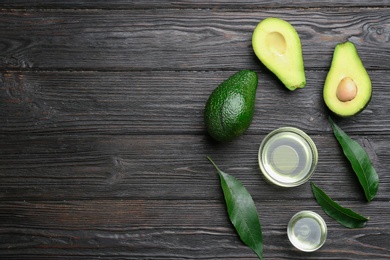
{"left": 0, "top": 1, "right": 389, "bottom": 259}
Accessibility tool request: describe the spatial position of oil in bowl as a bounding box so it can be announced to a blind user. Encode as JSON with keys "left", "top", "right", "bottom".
{"left": 287, "top": 210, "right": 327, "bottom": 252}
{"left": 258, "top": 127, "right": 318, "bottom": 187}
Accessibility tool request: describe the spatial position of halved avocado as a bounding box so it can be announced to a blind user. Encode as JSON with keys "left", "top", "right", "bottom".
{"left": 252, "top": 17, "right": 306, "bottom": 91}
{"left": 323, "top": 41, "right": 372, "bottom": 117}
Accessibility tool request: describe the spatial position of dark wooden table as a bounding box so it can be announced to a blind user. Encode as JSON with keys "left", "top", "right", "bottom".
{"left": 1, "top": 1, "right": 389, "bottom": 259}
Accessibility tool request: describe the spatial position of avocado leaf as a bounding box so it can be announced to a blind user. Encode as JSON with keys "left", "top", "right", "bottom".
{"left": 311, "top": 182, "right": 369, "bottom": 228}
{"left": 207, "top": 157, "right": 263, "bottom": 259}
{"left": 329, "top": 117, "right": 379, "bottom": 202}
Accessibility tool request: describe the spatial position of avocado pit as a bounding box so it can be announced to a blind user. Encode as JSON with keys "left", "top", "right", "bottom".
{"left": 336, "top": 77, "right": 357, "bottom": 102}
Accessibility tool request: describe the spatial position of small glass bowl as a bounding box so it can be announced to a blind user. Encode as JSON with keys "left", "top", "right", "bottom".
{"left": 287, "top": 210, "right": 327, "bottom": 252}
{"left": 258, "top": 127, "right": 318, "bottom": 187}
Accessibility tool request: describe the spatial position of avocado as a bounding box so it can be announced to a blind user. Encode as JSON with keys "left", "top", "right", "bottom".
{"left": 323, "top": 41, "right": 372, "bottom": 117}
{"left": 204, "top": 70, "right": 258, "bottom": 142}
{"left": 252, "top": 17, "right": 306, "bottom": 91}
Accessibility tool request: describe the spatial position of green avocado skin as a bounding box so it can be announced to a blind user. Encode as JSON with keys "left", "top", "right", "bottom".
{"left": 204, "top": 70, "right": 258, "bottom": 142}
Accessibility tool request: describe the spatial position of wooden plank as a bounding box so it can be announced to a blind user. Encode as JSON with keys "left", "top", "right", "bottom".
{"left": 0, "top": 9, "right": 389, "bottom": 70}
{"left": 1, "top": 0, "right": 389, "bottom": 9}
{"left": 1, "top": 70, "right": 389, "bottom": 136}
{"left": 0, "top": 4, "right": 389, "bottom": 260}
{"left": 0, "top": 200, "right": 389, "bottom": 259}
{"left": 0, "top": 134, "right": 388, "bottom": 201}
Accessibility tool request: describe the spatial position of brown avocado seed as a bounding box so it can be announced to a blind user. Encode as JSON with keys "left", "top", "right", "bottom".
{"left": 336, "top": 77, "right": 357, "bottom": 102}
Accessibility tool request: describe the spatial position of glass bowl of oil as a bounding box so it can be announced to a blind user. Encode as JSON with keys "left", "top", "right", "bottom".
{"left": 287, "top": 210, "right": 327, "bottom": 252}
{"left": 258, "top": 127, "right": 318, "bottom": 187}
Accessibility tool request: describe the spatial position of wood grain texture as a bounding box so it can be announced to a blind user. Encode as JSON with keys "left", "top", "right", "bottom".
{"left": 1, "top": 0, "right": 389, "bottom": 9}
{"left": 0, "top": 9, "right": 389, "bottom": 70}
{"left": 0, "top": 134, "right": 388, "bottom": 201}
{"left": 0, "top": 200, "right": 389, "bottom": 259}
{"left": 0, "top": 1, "right": 389, "bottom": 259}
{"left": 1, "top": 70, "right": 389, "bottom": 136}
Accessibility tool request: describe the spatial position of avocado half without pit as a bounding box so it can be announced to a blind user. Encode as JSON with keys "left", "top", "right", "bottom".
{"left": 323, "top": 41, "right": 372, "bottom": 117}
{"left": 252, "top": 17, "right": 306, "bottom": 91}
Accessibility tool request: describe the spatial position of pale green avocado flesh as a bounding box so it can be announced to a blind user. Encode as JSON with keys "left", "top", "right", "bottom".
{"left": 252, "top": 17, "right": 306, "bottom": 91}
{"left": 323, "top": 41, "right": 372, "bottom": 117}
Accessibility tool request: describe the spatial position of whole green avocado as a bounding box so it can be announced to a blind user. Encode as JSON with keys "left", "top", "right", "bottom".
{"left": 204, "top": 70, "right": 258, "bottom": 142}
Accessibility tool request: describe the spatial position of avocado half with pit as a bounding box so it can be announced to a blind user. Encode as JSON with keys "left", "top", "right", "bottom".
{"left": 252, "top": 17, "right": 306, "bottom": 91}
{"left": 323, "top": 41, "right": 372, "bottom": 117}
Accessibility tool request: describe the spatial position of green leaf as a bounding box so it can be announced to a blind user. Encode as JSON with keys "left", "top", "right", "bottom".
{"left": 329, "top": 117, "right": 379, "bottom": 202}
{"left": 207, "top": 157, "right": 263, "bottom": 260}
{"left": 311, "top": 182, "right": 369, "bottom": 228}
